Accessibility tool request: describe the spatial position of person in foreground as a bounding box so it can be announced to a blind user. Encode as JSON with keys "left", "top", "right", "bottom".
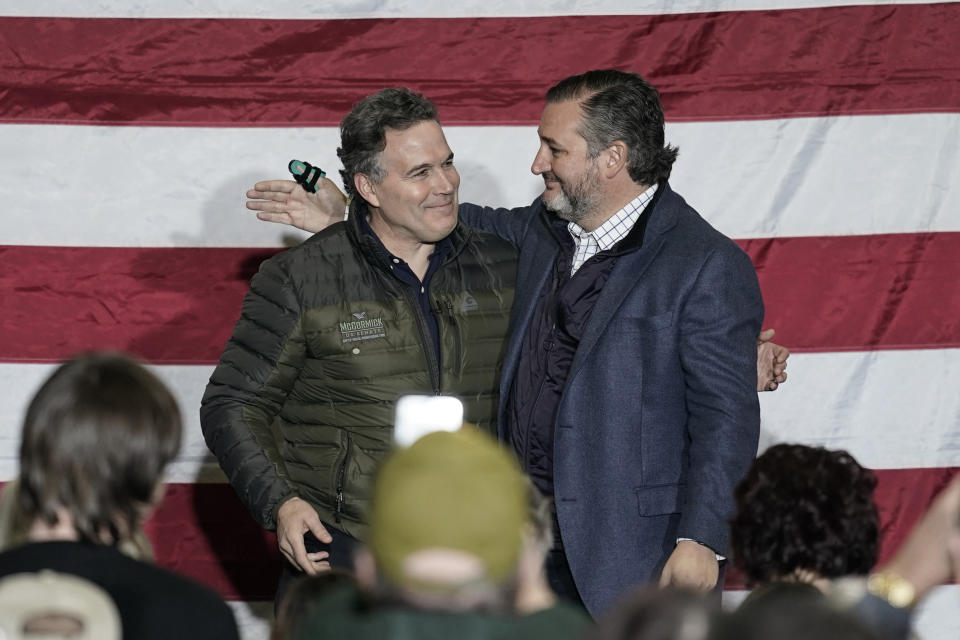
{"left": 289, "top": 426, "right": 591, "bottom": 640}
{"left": 827, "top": 472, "right": 960, "bottom": 640}
{"left": 0, "top": 352, "right": 239, "bottom": 640}
{"left": 730, "top": 443, "right": 879, "bottom": 592}
{"left": 247, "top": 70, "right": 773, "bottom": 616}
{"left": 726, "top": 459, "right": 960, "bottom": 640}
{"left": 580, "top": 472, "right": 960, "bottom": 640}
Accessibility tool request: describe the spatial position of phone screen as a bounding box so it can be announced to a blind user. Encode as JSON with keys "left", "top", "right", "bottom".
{"left": 393, "top": 395, "right": 464, "bottom": 447}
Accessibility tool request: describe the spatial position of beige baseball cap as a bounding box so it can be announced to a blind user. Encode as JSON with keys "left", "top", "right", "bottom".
{"left": 0, "top": 570, "right": 121, "bottom": 640}
{"left": 367, "top": 426, "right": 529, "bottom": 587}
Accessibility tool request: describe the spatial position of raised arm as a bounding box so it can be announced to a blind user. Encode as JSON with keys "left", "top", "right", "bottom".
{"left": 246, "top": 178, "right": 347, "bottom": 233}
{"left": 457, "top": 200, "right": 540, "bottom": 248}
{"left": 246, "top": 172, "right": 542, "bottom": 249}
{"left": 829, "top": 473, "right": 960, "bottom": 640}
{"left": 247, "top": 178, "right": 788, "bottom": 395}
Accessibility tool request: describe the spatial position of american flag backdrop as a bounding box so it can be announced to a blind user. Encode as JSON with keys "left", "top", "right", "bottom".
{"left": 1, "top": 1, "right": 958, "bottom": 638}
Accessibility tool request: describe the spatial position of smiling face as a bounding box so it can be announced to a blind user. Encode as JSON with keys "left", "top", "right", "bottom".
{"left": 530, "top": 99, "right": 603, "bottom": 224}
{"left": 361, "top": 119, "right": 460, "bottom": 248}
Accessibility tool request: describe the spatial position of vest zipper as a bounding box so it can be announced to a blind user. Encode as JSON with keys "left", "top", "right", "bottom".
{"left": 520, "top": 265, "right": 563, "bottom": 470}
{"left": 443, "top": 298, "right": 463, "bottom": 376}
{"left": 406, "top": 288, "right": 441, "bottom": 392}
{"left": 334, "top": 432, "right": 352, "bottom": 523}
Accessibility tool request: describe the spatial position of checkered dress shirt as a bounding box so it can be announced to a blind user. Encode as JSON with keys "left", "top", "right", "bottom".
{"left": 567, "top": 184, "right": 658, "bottom": 274}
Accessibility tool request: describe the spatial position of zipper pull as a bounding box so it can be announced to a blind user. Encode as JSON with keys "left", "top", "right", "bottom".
{"left": 443, "top": 299, "right": 464, "bottom": 376}
{"left": 334, "top": 490, "right": 344, "bottom": 523}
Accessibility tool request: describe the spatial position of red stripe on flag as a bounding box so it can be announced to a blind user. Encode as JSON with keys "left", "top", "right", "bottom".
{"left": 3, "top": 232, "right": 960, "bottom": 364}
{"left": 744, "top": 232, "right": 960, "bottom": 353}
{"left": 1, "top": 4, "right": 958, "bottom": 126}
{"left": 0, "top": 245, "right": 280, "bottom": 364}
{"left": 145, "top": 483, "right": 281, "bottom": 602}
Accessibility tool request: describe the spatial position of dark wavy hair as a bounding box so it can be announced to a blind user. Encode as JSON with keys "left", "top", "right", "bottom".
{"left": 545, "top": 70, "right": 678, "bottom": 186}
{"left": 730, "top": 444, "right": 879, "bottom": 584}
{"left": 337, "top": 87, "right": 439, "bottom": 214}
{"left": 18, "top": 352, "right": 181, "bottom": 545}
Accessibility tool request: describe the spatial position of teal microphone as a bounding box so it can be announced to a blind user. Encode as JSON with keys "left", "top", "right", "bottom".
{"left": 288, "top": 159, "right": 326, "bottom": 193}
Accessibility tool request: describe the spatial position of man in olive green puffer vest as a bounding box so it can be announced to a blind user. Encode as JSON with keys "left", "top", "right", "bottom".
{"left": 199, "top": 88, "right": 516, "bottom": 594}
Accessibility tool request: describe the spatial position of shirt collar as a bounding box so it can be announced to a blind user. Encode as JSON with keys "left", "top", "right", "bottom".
{"left": 566, "top": 183, "right": 658, "bottom": 250}
{"left": 359, "top": 211, "right": 453, "bottom": 266}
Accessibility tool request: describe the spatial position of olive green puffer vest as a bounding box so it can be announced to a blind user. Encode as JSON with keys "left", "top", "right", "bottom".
{"left": 201, "top": 209, "right": 516, "bottom": 539}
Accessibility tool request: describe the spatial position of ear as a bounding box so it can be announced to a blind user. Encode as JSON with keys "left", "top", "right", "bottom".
{"left": 354, "top": 547, "right": 379, "bottom": 589}
{"left": 355, "top": 174, "right": 380, "bottom": 208}
{"left": 602, "top": 141, "right": 628, "bottom": 179}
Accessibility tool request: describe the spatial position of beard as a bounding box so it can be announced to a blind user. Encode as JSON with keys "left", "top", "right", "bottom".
{"left": 541, "top": 161, "right": 601, "bottom": 224}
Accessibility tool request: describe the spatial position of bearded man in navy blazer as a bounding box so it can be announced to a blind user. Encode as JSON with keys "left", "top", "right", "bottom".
{"left": 456, "top": 70, "right": 763, "bottom": 616}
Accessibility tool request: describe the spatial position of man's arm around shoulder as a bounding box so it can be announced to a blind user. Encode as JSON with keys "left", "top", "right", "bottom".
{"left": 458, "top": 200, "right": 542, "bottom": 248}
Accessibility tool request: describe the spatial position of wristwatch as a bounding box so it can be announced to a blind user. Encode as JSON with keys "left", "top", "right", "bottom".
{"left": 866, "top": 571, "right": 916, "bottom": 609}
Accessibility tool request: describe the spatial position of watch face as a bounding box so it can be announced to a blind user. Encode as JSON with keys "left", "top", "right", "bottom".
{"left": 867, "top": 572, "right": 915, "bottom": 609}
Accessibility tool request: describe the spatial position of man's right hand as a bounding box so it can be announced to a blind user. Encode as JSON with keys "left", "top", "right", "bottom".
{"left": 246, "top": 179, "right": 348, "bottom": 233}
{"left": 756, "top": 328, "right": 789, "bottom": 391}
{"left": 276, "top": 496, "right": 334, "bottom": 575}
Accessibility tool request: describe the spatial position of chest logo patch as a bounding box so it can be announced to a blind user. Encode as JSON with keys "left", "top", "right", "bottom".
{"left": 460, "top": 292, "right": 479, "bottom": 313}
{"left": 339, "top": 311, "right": 386, "bottom": 343}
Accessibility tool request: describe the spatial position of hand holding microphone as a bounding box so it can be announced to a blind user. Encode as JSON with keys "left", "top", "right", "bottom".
{"left": 288, "top": 159, "right": 326, "bottom": 193}
{"left": 246, "top": 159, "right": 347, "bottom": 233}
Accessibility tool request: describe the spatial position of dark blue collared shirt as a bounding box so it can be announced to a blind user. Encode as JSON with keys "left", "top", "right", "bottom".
{"left": 359, "top": 214, "right": 452, "bottom": 365}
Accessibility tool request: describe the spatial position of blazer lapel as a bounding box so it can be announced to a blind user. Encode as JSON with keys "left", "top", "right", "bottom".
{"left": 566, "top": 189, "right": 679, "bottom": 383}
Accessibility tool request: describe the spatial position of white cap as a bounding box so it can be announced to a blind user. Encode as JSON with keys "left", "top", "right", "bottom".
{"left": 0, "top": 570, "right": 121, "bottom": 640}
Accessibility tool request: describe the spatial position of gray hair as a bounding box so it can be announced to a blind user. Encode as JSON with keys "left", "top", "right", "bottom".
{"left": 337, "top": 87, "right": 439, "bottom": 214}
{"left": 546, "top": 70, "right": 678, "bottom": 185}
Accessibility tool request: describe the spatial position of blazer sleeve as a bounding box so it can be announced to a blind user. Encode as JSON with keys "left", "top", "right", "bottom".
{"left": 458, "top": 201, "right": 539, "bottom": 248}
{"left": 199, "top": 256, "right": 306, "bottom": 530}
{"left": 676, "top": 240, "right": 763, "bottom": 554}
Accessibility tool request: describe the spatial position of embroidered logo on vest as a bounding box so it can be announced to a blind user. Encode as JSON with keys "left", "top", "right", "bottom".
{"left": 339, "top": 311, "right": 386, "bottom": 343}
{"left": 460, "top": 292, "right": 479, "bottom": 313}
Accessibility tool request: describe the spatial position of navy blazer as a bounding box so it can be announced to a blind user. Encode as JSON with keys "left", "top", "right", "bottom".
{"left": 460, "top": 183, "right": 763, "bottom": 616}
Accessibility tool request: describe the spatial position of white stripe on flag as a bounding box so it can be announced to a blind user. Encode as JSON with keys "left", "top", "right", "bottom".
{"left": 2, "top": 0, "right": 948, "bottom": 19}
{"left": 2, "top": 351, "right": 958, "bottom": 481}
{"left": 2, "top": 113, "right": 957, "bottom": 248}
{"left": 758, "top": 349, "right": 960, "bottom": 470}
